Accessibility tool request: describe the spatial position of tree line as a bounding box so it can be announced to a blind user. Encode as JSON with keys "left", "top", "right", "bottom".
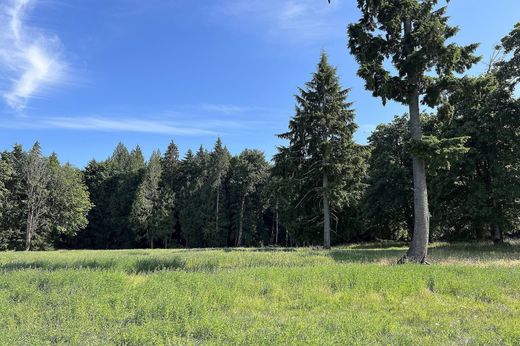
{"left": 0, "top": 1, "right": 519, "bottom": 255}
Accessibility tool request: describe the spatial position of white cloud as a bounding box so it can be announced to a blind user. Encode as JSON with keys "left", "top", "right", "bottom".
{"left": 0, "top": 0, "right": 67, "bottom": 110}
{"left": 0, "top": 113, "right": 277, "bottom": 136}
{"left": 43, "top": 117, "right": 219, "bottom": 136}
{"left": 217, "top": 0, "right": 344, "bottom": 43}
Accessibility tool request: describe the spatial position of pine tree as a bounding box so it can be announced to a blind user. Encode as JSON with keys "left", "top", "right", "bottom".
{"left": 348, "top": 0, "right": 479, "bottom": 263}
{"left": 276, "top": 52, "right": 362, "bottom": 249}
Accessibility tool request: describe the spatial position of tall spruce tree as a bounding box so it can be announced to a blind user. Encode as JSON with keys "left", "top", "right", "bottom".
{"left": 277, "top": 52, "right": 361, "bottom": 249}
{"left": 348, "top": 0, "right": 479, "bottom": 262}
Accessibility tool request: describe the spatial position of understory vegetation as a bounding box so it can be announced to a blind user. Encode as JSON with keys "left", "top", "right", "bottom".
{"left": 0, "top": 243, "right": 519, "bottom": 345}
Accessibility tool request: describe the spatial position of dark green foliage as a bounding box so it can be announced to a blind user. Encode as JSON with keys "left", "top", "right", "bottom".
{"left": 229, "top": 149, "right": 270, "bottom": 246}
{"left": 274, "top": 52, "right": 366, "bottom": 247}
{"left": 0, "top": 144, "right": 91, "bottom": 250}
{"left": 348, "top": 0, "right": 479, "bottom": 262}
{"left": 131, "top": 151, "right": 163, "bottom": 248}
{"left": 363, "top": 115, "right": 414, "bottom": 240}
{"left": 430, "top": 73, "right": 520, "bottom": 241}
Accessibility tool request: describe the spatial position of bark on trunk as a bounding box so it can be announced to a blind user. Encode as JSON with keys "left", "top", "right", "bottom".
{"left": 25, "top": 214, "right": 33, "bottom": 251}
{"left": 401, "top": 17, "right": 430, "bottom": 264}
{"left": 323, "top": 174, "right": 331, "bottom": 249}
{"left": 493, "top": 224, "right": 503, "bottom": 244}
{"left": 236, "top": 195, "right": 245, "bottom": 247}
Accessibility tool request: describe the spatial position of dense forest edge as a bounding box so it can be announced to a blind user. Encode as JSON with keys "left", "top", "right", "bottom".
{"left": 1, "top": 17, "right": 519, "bottom": 253}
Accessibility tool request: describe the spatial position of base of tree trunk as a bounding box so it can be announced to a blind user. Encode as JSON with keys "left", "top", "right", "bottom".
{"left": 397, "top": 254, "right": 431, "bottom": 265}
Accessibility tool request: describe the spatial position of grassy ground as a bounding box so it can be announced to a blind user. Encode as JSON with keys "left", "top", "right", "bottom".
{"left": 0, "top": 242, "right": 519, "bottom": 345}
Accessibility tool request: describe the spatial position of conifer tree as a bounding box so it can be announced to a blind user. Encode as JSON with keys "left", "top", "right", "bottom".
{"left": 348, "top": 0, "right": 479, "bottom": 262}
{"left": 230, "top": 149, "right": 269, "bottom": 247}
{"left": 277, "top": 52, "right": 362, "bottom": 249}
{"left": 208, "top": 138, "right": 231, "bottom": 246}
{"left": 131, "top": 150, "right": 162, "bottom": 248}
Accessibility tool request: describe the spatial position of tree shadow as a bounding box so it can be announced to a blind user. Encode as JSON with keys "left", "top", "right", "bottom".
{"left": 0, "top": 257, "right": 187, "bottom": 273}
{"left": 0, "top": 259, "right": 116, "bottom": 272}
{"left": 328, "top": 249, "right": 405, "bottom": 263}
{"left": 222, "top": 247, "right": 296, "bottom": 253}
{"left": 131, "top": 257, "right": 186, "bottom": 273}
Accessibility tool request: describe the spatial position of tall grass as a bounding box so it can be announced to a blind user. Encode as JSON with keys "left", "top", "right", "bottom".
{"left": 0, "top": 242, "right": 519, "bottom": 345}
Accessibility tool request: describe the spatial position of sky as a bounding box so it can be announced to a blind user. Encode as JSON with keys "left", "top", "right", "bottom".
{"left": 0, "top": 0, "right": 519, "bottom": 167}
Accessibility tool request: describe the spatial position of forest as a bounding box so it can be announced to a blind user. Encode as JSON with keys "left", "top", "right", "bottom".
{"left": 1, "top": 1, "right": 520, "bottom": 344}
{"left": 0, "top": 2, "right": 519, "bottom": 259}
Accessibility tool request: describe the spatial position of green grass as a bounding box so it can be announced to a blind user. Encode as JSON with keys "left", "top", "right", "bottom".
{"left": 0, "top": 242, "right": 519, "bottom": 345}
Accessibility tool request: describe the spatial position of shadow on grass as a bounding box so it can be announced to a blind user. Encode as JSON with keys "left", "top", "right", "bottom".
{"left": 328, "top": 249, "right": 404, "bottom": 263}
{"left": 132, "top": 257, "right": 186, "bottom": 273}
{"left": 223, "top": 247, "right": 296, "bottom": 253}
{"left": 0, "top": 259, "right": 116, "bottom": 272}
{"left": 329, "top": 241, "right": 520, "bottom": 264}
{"left": 0, "top": 257, "right": 188, "bottom": 273}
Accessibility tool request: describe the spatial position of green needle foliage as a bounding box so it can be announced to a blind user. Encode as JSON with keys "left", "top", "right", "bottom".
{"left": 348, "top": 0, "right": 480, "bottom": 262}
{"left": 276, "top": 52, "right": 366, "bottom": 249}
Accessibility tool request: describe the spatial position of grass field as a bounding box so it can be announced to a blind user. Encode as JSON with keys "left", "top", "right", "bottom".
{"left": 0, "top": 242, "right": 519, "bottom": 345}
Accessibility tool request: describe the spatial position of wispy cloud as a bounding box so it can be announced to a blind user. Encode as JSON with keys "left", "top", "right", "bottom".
{"left": 0, "top": 0, "right": 67, "bottom": 110}
{"left": 42, "top": 117, "right": 218, "bottom": 136}
{"left": 0, "top": 112, "right": 278, "bottom": 136}
{"left": 216, "top": 0, "right": 344, "bottom": 43}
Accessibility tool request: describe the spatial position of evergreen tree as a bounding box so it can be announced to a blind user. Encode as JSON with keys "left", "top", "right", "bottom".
{"left": 230, "top": 149, "right": 269, "bottom": 246}
{"left": 130, "top": 145, "right": 146, "bottom": 172}
{"left": 432, "top": 74, "right": 520, "bottom": 242}
{"left": 276, "top": 52, "right": 362, "bottom": 249}
{"left": 131, "top": 151, "right": 162, "bottom": 248}
{"left": 348, "top": 0, "right": 479, "bottom": 263}
{"left": 178, "top": 148, "right": 210, "bottom": 247}
{"left": 0, "top": 154, "right": 13, "bottom": 250}
{"left": 207, "top": 138, "right": 231, "bottom": 246}
{"left": 159, "top": 141, "right": 181, "bottom": 247}
{"left": 364, "top": 116, "right": 414, "bottom": 240}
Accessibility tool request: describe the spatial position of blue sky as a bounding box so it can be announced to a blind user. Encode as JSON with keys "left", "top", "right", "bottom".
{"left": 0, "top": 0, "right": 519, "bottom": 167}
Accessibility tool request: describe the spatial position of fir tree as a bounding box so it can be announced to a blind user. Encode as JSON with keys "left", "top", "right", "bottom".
{"left": 276, "top": 52, "right": 362, "bottom": 249}
{"left": 131, "top": 150, "right": 162, "bottom": 248}
{"left": 348, "top": 0, "right": 479, "bottom": 263}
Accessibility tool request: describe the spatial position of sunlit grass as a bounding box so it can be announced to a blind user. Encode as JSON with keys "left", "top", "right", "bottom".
{"left": 0, "top": 242, "right": 519, "bottom": 345}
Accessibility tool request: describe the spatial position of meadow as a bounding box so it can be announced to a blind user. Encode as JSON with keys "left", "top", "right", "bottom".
{"left": 0, "top": 242, "right": 519, "bottom": 345}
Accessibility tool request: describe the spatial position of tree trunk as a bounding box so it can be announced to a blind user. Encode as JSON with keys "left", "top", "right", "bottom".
{"left": 236, "top": 195, "right": 245, "bottom": 247}
{"left": 275, "top": 202, "right": 279, "bottom": 245}
{"left": 323, "top": 174, "right": 331, "bottom": 249}
{"left": 25, "top": 212, "right": 33, "bottom": 251}
{"left": 150, "top": 237, "right": 154, "bottom": 249}
{"left": 401, "top": 17, "right": 430, "bottom": 264}
{"left": 216, "top": 186, "right": 220, "bottom": 236}
{"left": 493, "top": 224, "right": 503, "bottom": 244}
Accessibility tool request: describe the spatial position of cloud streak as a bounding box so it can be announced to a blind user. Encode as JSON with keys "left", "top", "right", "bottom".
{"left": 0, "top": 0, "right": 66, "bottom": 110}
{"left": 0, "top": 112, "right": 278, "bottom": 136}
